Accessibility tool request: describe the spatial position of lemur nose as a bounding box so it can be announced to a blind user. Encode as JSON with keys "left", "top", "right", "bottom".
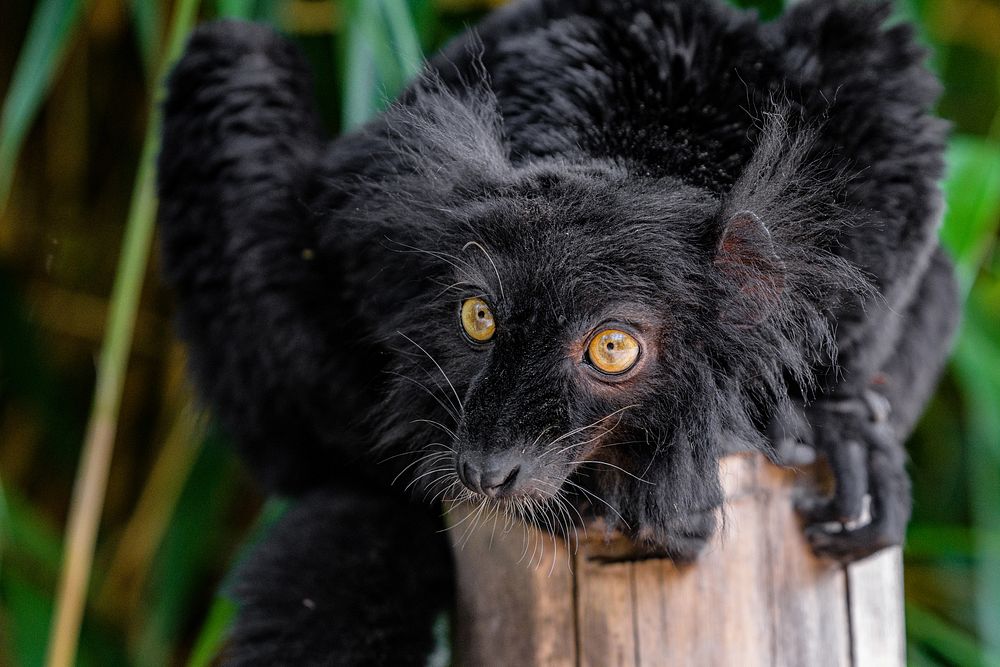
{"left": 458, "top": 453, "right": 525, "bottom": 498}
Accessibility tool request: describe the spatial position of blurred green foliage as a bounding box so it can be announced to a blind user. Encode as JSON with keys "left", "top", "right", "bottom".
{"left": 0, "top": 0, "right": 997, "bottom": 665}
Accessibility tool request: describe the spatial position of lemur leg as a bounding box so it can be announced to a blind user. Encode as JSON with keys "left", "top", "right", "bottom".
{"left": 776, "top": 248, "right": 959, "bottom": 561}
{"left": 225, "top": 486, "right": 453, "bottom": 666}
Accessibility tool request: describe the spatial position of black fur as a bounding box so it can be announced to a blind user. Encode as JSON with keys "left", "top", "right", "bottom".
{"left": 225, "top": 485, "right": 452, "bottom": 666}
{"left": 157, "top": 1, "right": 959, "bottom": 663}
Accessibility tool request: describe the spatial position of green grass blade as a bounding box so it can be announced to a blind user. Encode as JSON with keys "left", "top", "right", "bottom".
{"left": 341, "top": 0, "right": 395, "bottom": 130}
{"left": 381, "top": 0, "right": 424, "bottom": 80}
{"left": 340, "top": 0, "right": 424, "bottom": 131}
{"left": 187, "top": 597, "right": 238, "bottom": 667}
{"left": 44, "top": 0, "right": 202, "bottom": 664}
{"left": 340, "top": 24, "right": 378, "bottom": 130}
{"left": 128, "top": 0, "right": 163, "bottom": 82}
{"left": 0, "top": 0, "right": 87, "bottom": 214}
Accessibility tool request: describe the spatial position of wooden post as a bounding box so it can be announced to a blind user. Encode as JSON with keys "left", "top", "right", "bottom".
{"left": 448, "top": 453, "right": 904, "bottom": 667}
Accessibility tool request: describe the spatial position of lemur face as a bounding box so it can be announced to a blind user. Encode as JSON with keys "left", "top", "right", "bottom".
{"left": 454, "top": 296, "right": 661, "bottom": 500}
{"left": 391, "top": 172, "right": 724, "bottom": 507}
{"left": 451, "top": 249, "right": 668, "bottom": 503}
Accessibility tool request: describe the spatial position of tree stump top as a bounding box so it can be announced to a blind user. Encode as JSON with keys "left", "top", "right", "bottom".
{"left": 448, "top": 453, "right": 904, "bottom": 667}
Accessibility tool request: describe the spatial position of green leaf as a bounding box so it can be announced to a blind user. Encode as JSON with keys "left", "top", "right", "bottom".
{"left": 0, "top": 488, "right": 63, "bottom": 575}
{"left": 3, "top": 576, "right": 55, "bottom": 667}
{"left": 184, "top": 496, "right": 290, "bottom": 666}
{"left": 0, "top": 0, "right": 87, "bottom": 214}
{"left": 951, "top": 290, "right": 1000, "bottom": 654}
{"left": 939, "top": 136, "right": 1000, "bottom": 296}
{"left": 426, "top": 611, "right": 452, "bottom": 667}
{"left": 906, "top": 602, "right": 1000, "bottom": 666}
{"left": 407, "top": 0, "right": 440, "bottom": 52}
{"left": 0, "top": 476, "right": 8, "bottom": 582}
{"left": 216, "top": 0, "right": 255, "bottom": 18}
{"left": 216, "top": 0, "right": 277, "bottom": 21}
{"left": 0, "top": 267, "right": 81, "bottom": 466}
{"left": 133, "top": 429, "right": 237, "bottom": 666}
{"left": 907, "top": 641, "right": 946, "bottom": 667}
{"left": 187, "top": 596, "right": 238, "bottom": 667}
{"left": 907, "top": 524, "right": 984, "bottom": 560}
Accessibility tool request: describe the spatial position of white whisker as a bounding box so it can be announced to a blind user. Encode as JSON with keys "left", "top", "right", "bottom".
{"left": 410, "top": 419, "right": 458, "bottom": 440}
{"left": 397, "top": 331, "right": 464, "bottom": 416}
{"left": 563, "top": 478, "right": 630, "bottom": 530}
{"left": 463, "top": 240, "right": 505, "bottom": 302}
{"left": 569, "top": 459, "right": 653, "bottom": 485}
{"left": 386, "top": 371, "right": 458, "bottom": 422}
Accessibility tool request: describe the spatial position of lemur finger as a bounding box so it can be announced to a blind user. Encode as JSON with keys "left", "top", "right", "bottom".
{"left": 796, "top": 439, "right": 869, "bottom": 524}
{"left": 806, "top": 496, "right": 904, "bottom": 562}
{"left": 807, "top": 428, "right": 909, "bottom": 562}
{"left": 864, "top": 437, "right": 910, "bottom": 542}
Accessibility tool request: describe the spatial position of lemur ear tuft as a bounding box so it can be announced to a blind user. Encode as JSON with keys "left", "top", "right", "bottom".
{"left": 714, "top": 211, "right": 786, "bottom": 327}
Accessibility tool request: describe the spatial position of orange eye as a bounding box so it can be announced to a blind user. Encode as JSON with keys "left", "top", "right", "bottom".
{"left": 587, "top": 329, "right": 640, "bottom": 374}
{"left": 461, "top": 298, "right": 496, "bottom": 342}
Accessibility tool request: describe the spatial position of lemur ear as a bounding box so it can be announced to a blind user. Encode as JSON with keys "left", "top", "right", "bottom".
{"left": 714, "top": 211, "right": 786, "bottom": 326}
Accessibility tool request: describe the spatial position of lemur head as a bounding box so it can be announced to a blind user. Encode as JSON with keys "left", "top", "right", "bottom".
{"left": 325, "top": 81, "right": 864, "bottom": 535}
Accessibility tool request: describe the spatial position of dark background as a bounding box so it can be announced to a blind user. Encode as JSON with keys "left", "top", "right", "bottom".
{"left": 0, "top": 0, "right": 998, "bottom": 664}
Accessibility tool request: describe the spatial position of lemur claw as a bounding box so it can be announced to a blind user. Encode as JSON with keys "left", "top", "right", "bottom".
{"left": 776, "top": 391, "right": 910, "bottom": 562}
{"left": 804, "top": 520, "right": 897, "bottom": 562}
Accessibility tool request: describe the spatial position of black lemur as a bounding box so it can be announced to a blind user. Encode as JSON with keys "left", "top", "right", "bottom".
{"left": 157, "top": 0, "right": 959, "bottom": 663}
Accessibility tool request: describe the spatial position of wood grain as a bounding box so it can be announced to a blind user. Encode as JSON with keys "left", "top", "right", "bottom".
{"left": 847, "top": 548, "right": 906, "bottom": 666}
{"left": 449, "top": 505, "right": 577, "bottom": 667}
{"left": 448, "top": 454, "right": 904, "bottom": 667}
